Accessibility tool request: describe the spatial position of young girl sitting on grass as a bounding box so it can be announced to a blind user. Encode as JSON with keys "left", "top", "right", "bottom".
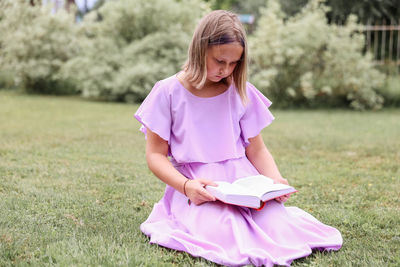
{"left": 135, "top": 10, "right": 342, "bottom": 266}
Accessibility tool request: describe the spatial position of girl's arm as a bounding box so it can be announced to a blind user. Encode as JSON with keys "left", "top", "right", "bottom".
{"left": 245, "top": 134, "right": 289, "bottom": 202}
{"left": 145, "top": 128, "right": 216, "bottom": 205}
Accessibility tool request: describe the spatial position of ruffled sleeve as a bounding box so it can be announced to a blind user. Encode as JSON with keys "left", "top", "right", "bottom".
{"left": 239, "top": 83, "right": 275, "bottom": 146}
{"left": 134, "top": 81, "right": 171, "bottom": 143}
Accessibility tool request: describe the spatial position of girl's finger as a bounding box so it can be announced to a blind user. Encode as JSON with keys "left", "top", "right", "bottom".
{"left": 199, "top": 188, "right": 216, "bottom": 201}
{"left": 197, "top": 178, "right": 218, "bottom": 187}
{"left": 276, "top": 196, "right": 288, "bottom": 203}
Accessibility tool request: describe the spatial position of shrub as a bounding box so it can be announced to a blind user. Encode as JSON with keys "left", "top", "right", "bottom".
{"left": 249, "top": 0, "right": 385, "bottom": 110}
{"left": 0, "top": 71, "right": 15, "bottom": 90}
{"left": 376, "top": 75, "right": 400, "bottom": 107}
{"left": 0, "top": 0, "right": 80, "bottom": 94}
{"left": 61, "top": 0, "right": 209, "bottom": 102}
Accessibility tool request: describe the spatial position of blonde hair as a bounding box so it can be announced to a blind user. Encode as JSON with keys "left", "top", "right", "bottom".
{"left": 182, "top": 10, "right": 248, "bottom": 103}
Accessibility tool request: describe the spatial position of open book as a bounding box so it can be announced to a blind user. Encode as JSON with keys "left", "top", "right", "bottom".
{"left": 206, "top": 175, "right": 297, "bottom": 209}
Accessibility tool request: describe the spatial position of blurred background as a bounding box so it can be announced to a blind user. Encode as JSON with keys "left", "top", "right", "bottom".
{"left": 0, "top": 0, "right": 399, "bottom": 110}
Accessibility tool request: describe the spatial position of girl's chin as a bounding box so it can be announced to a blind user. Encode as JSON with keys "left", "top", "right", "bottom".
{"left": 209, "top": 76, "right": 223, "bottom": 82}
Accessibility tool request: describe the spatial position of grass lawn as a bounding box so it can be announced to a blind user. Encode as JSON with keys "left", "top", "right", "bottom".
{"left": 0, "top": 90, "right": 399, "bottom": 266}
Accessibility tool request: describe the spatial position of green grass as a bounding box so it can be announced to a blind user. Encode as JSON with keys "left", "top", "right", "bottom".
{"left": 0, "top": 90, "right": 399, "bottom": 266}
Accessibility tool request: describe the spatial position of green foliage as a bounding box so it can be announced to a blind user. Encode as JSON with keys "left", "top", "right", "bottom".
{"left": 205, "top": 0, "right": 240, "bottom": 10}
{"left": 250, "top": 0, "right": 385, "bottom": 110}
{"left": 0, "top": 0, "right": 394, "bottom": 110}
{"left": 0, "top": 0, "right": 81, "bottom": 94}
{"left": 324, "top": 0, "right": 400, "bottom": 24}
{"left": 0, "top": 71, "right": 15, "bottom": 90}
{"left": 205, "top": 0, "right": 267, "bottom": 28}
{"left": 376, "top": 75, "right": 400, "bottom": 107}
{"left": 279, "top": 0, "right": 400, "bottom": 24}
{"left": 61, "top": 0, "right": 208, "bottom": 102}
{"left": 278, "top": 0, "right": 308, "bottom": 17}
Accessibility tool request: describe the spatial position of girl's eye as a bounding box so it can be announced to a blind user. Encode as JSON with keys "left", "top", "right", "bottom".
{"left": 215, "top": 59, "right": 238, "bottom": 65}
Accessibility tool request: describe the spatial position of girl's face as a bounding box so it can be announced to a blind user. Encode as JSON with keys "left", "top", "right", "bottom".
{"left": 206, "top": 43, "right": 243, "bottom": 83}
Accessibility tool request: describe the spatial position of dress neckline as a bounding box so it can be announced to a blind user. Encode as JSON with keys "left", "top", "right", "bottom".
{"left": 174, "top": 73, "right": 232, "bottom": 99}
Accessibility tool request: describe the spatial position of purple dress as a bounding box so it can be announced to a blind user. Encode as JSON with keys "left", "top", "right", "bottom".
{"left": 134, "top": 75, "right": 342, "bottom": 266}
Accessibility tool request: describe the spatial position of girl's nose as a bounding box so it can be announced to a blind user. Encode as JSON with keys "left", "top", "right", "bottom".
{"left": 220, "top": 65, "right": 228, "bottom": 75}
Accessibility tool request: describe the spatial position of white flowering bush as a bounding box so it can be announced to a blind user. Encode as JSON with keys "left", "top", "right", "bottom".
{"left": 61, "top": 0, "right": 208, "bottom": 102}
{"left": 0, "top": 0, "right": 81, "bottom": 94}
{"left": 250, "top": 0, "right": 384, "bottom": 110}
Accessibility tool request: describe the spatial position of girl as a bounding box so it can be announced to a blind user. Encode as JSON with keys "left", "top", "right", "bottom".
{"left": 135, "top": 10, "right": 342, "bottom": 266}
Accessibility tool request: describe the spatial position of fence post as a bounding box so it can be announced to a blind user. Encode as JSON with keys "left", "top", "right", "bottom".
{"left": 397, "top": 19, "right": 400, "bottom": 68}
{"left": 366, "top": 19, "right": 371, "bottom": 53}
{"left": 373, "top": 21, "right": 379, "bottom": 61}
{"left": 381, "top": 19, "right": 386, "bottom": 63}
{"left": 388, "top": 20, "right": 394, "bottom": 63}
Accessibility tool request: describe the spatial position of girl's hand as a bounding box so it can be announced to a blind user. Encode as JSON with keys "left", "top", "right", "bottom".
{"left": 185, "top": 179, "right": 217, "bottom": 205}
{"left": 275, "top": 194, "right": 290, "bottom": 203}
{"left": 273, "top": 177, "right": 290, "bottom": 203}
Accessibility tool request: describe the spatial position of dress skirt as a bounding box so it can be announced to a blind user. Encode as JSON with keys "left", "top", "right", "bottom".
{"left": 140, "top": 156, "right": 342, "bottom": 267}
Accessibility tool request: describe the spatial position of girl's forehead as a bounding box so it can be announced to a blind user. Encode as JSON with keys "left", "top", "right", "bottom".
{"left": 209, "top": 43, "right": 243, "bottom": 60}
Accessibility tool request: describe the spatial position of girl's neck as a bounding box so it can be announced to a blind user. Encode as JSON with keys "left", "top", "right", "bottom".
{"left": 177, "top": 72, "right": 231, "bottom": 98}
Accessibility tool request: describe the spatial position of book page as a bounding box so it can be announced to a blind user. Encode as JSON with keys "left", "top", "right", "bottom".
{"left": 211, "top": 181, "right": 254, "bottom": 196}
{"left": 206, "top": 182, "right": 261, "bottom": 208}
{"left": 233, "top": 175, "right": 292, "bottom": 198}
{"left": 233, "top": 175, "right": 274, "bottom": 187}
